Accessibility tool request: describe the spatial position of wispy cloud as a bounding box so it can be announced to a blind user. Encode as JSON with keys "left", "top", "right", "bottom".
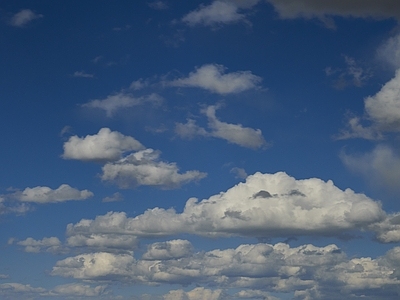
{"left": 10, "top": 9, "right": 43, "bottom": 27}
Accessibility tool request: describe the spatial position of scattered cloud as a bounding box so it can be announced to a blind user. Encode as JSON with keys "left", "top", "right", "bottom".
{"left": 82, "top": 92, "right": 163, "bottom": 117}
{"left": 266, "top": 0, "right": 400, "bottom": 29}
{"left": 73, "top": 71, "right": 94, "bottom": 78}
{"left": 176, "top": 105, "right": 268, "bottom": 149}
{"left": 10, "top": 9, "right": 43, "bottom": 27}
{"left": 340, "top": 144, "right": 400, "bottom": 191}
{"left": 13, "top": 237, "right": 64, "bottom": 253}
{"left": 377, "top": 33, "right": 400, "bottom": 69}
{"left": 164, "top": 287, "right": 226, "bottom": 300}
{"left": 102, "top": 192, "right": 124, "bottom": 202}
{"left": 230, "top": 167, "right": 248, "bottom": 179}
{"left": 62, "top": 128, "right": 145, "bottom": 162}
{"left": 325, "top": 55, "right": 372, "bottom": 89}
{"left": 148, "top": 1, "right": 169, "bottom": 10}
{"left": 101, "top": 149, "right": 207, "bottom": 189}
{"left": 182, "top": 1, "right": 246, "bottom": 27}
{"left": 0, "top": 274, "right": 9, "bottom": 279}
{"left": 167, "top": 64, "right": 262, "bottom": 94}
{"left": 10, "top": 184, "right": 93, "bottom": 204}
{"left": 337, "top": 69, "right": 400, "bottom": 139}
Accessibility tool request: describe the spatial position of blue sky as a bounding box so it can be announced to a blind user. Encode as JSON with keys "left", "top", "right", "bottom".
{"left": 1, "top": 0, "right": 400, "bottom": 299}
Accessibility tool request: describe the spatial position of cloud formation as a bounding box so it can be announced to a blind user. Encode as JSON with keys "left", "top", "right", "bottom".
{"left": 167, "top": 64, "right": 262, "bottom": 94}
{"left": 176, "top": 105, "right": 267, "bottom": 149}
{"left": 10, "top": 9, "right": 43, "bottom": 27}
{"left": 82, "top": 92, "right": 163, "bottom": 117}
{"left": 11, "top": 184, "right": 93, "bottom": 204}
{"left": 337, "top": 69, "right": 400, "bottom": 140}
{"left": 62, "top": 128, "right": 145, "bottom": 162}
{"left": 50, "top": 240, "right": 400, "bottom": 298}
{"left": 15, "top": 237, "right": 63, "bottom": 253}
{"left": 101, "top": 149, "right": 207, "bottom": 189}
{"left": 66, "top": 172, "right": 385, "bottom": 242}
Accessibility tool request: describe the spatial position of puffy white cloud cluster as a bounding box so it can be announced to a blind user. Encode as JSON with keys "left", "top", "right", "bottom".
{"left": 63, "top": 128, "right": 144, "bottom": 162}
{"left": 101, "top": 149, "right": 206, "bottom": 189}
{"left": 50, "top": 240, "right": 400, "bottom": 298}
{"left": 12, "top": 184, "right": 93, "bottom": 204}
{"left": 10, "top": 9, "right": 43, "bottom": 27}
{"left": 66, "top": 172, "right": 385, "bottom": 245}
{"left": 62, "top": 128, "right": 206, "bottom": 189}
{"left": 82, "top": 92, "right": 163, "bottom": 117}
{"left": 15, "top": 237, "right": 64, "bottom": 253}
{"left": 167, "top": 64, "right": 262, "bottom": 94}
{"left": 176, "top": 105, "right": 267, "bottom": 149}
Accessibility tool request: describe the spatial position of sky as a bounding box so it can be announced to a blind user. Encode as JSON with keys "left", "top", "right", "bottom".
{"left": 2, "top": 0, "right": 400, "bottom": 299}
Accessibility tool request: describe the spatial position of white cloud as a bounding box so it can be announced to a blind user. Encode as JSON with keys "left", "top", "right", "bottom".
{"left": 341, "top": 145, "right": 400, "bottom": 191}
{"left": 164, "top": 287, "right": 226, "bottom": 300}
{"left": 82, "top": 92, "right": 163, "bottom": 117}
{"left": 167, "top": 64, "right": 262, "bottom": 94}
{"left": 67, "top": 233, "right": 138, "bottom": 252}
{"left": 369, "top": 213, "right": 400, "bottom": 243}
{"left": 377, "top": 33, "right": 400, "bottom": 69}
{"left": 266, "top": 0, "right": 400, "bottom": 28}
{"left": 73, "top": 71, "right": 94, "bottom": 78}
{"left": 230, "top": 167, "right": 248, "bottom": 179}
{"left": 0, "top": 274, "right": 9, "bottom": 279}
{"left": 182, "top": 1, "right": 246, "bottom": 26}
{"left": 176, "top": 105, "right": 267, "bottom": 149}
{"left": 204, "top": 105, "right": 267, "bottom": 149}
{"left": 102, "top": 192, "right": 124, "bottom": 202}
{"left": 62, "top": 128, "right": 145, "bottom": 162}
{"left": 101, "top": 149, "right": 207, "bottom": 189}
{"left": 52, "top": 283, "right": 107, "bottom": 297}
{"left": 11, "top": 184, "right": 93, "bottom": 204}
{"left": 142, "top": 239, "right": 193, "bottom": 260}
{"left": 15, "top": 237, "right": 64, "bottom": 253}
{"left": 10, "top": 9, "right": 43, "bottom": 27}
{"left": 67, "top": 172, "right": 385, "bottom": 239}
{"left": 338, "top": 69, "right": 400, "bottom": 139}
{"left": 364, "top": 70, "right": 400, "bottom": 132}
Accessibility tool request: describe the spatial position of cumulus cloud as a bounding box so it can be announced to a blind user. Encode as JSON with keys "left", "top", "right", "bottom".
{"left": 337, "top": 69, "right": 400, "bottom": 139}
{"left": 67, "top": 172, "right": 385, "bottom": 240}
{"left": 67, "top": 233, "right": 138, "bottom": 252}
{"left": 167, "top": 64, "right": 262, "bottom": 94}
{"left": 102, "top": 192, "right": 124, "bottom": 202}
{"left": 49, "top": 240, "right": 400, "bottom": 298}
{"left": 101, "top": 149, "right": 207, "bottom": 189}
{"left": 82, "top": 92, "right": 163, "bottom": 117}
{"left": 15, "top": 237, "right": 64, "bottom": 253}
{"left": 176, "top": 105, "right": 267, "bottom": 149}
{"left": 369, "top": 213, "right": 400, "bottom": 243}
{"left": 62, "top": 128, "right": 144, "bottom": 162}
{"left": 10, "top": 184, "right": 93, "bottom": 204}
{"left": 341, "top": 145, "right": 400, "bottom": 191}
{"left": 266, "top": 0, "right": 400, "bottom": 28}
{"left": 10, "top": 9, "right": 43, "bottom": 27}
{"left": 142, "top": 240, "right": 193, "bottom": 260}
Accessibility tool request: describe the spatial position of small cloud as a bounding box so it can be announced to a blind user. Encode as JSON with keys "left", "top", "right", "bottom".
{"left": 113, "top": 25, "right": 131, "bottom": 31}
{"left": 176, "top": 105, "right": 268, "bottom": 149}
{"left": 102, "top": 192, "right": 124, "bottom": 202}
{"left": 92, "top": 56, "right": 103, "bottom": 64}
{"left": 10, "top": 9, "right": 43, "bottom": 27}
{"left": 9, "top": 184, "right": 93, "bottom": 204}
{"left": 59, "top": 126, "right": 72, "bottom": 137}
{"left": 73, "top": 71, "right": 94, "bottom": 78}
{"left": 148, "top": 1, "right": 168, "bottom": 10}
{"left": 167, "top": 64, "right": 262, "bottom": 94}
{"left": 230, "top": 167, "right": 248, "bottom": 179}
